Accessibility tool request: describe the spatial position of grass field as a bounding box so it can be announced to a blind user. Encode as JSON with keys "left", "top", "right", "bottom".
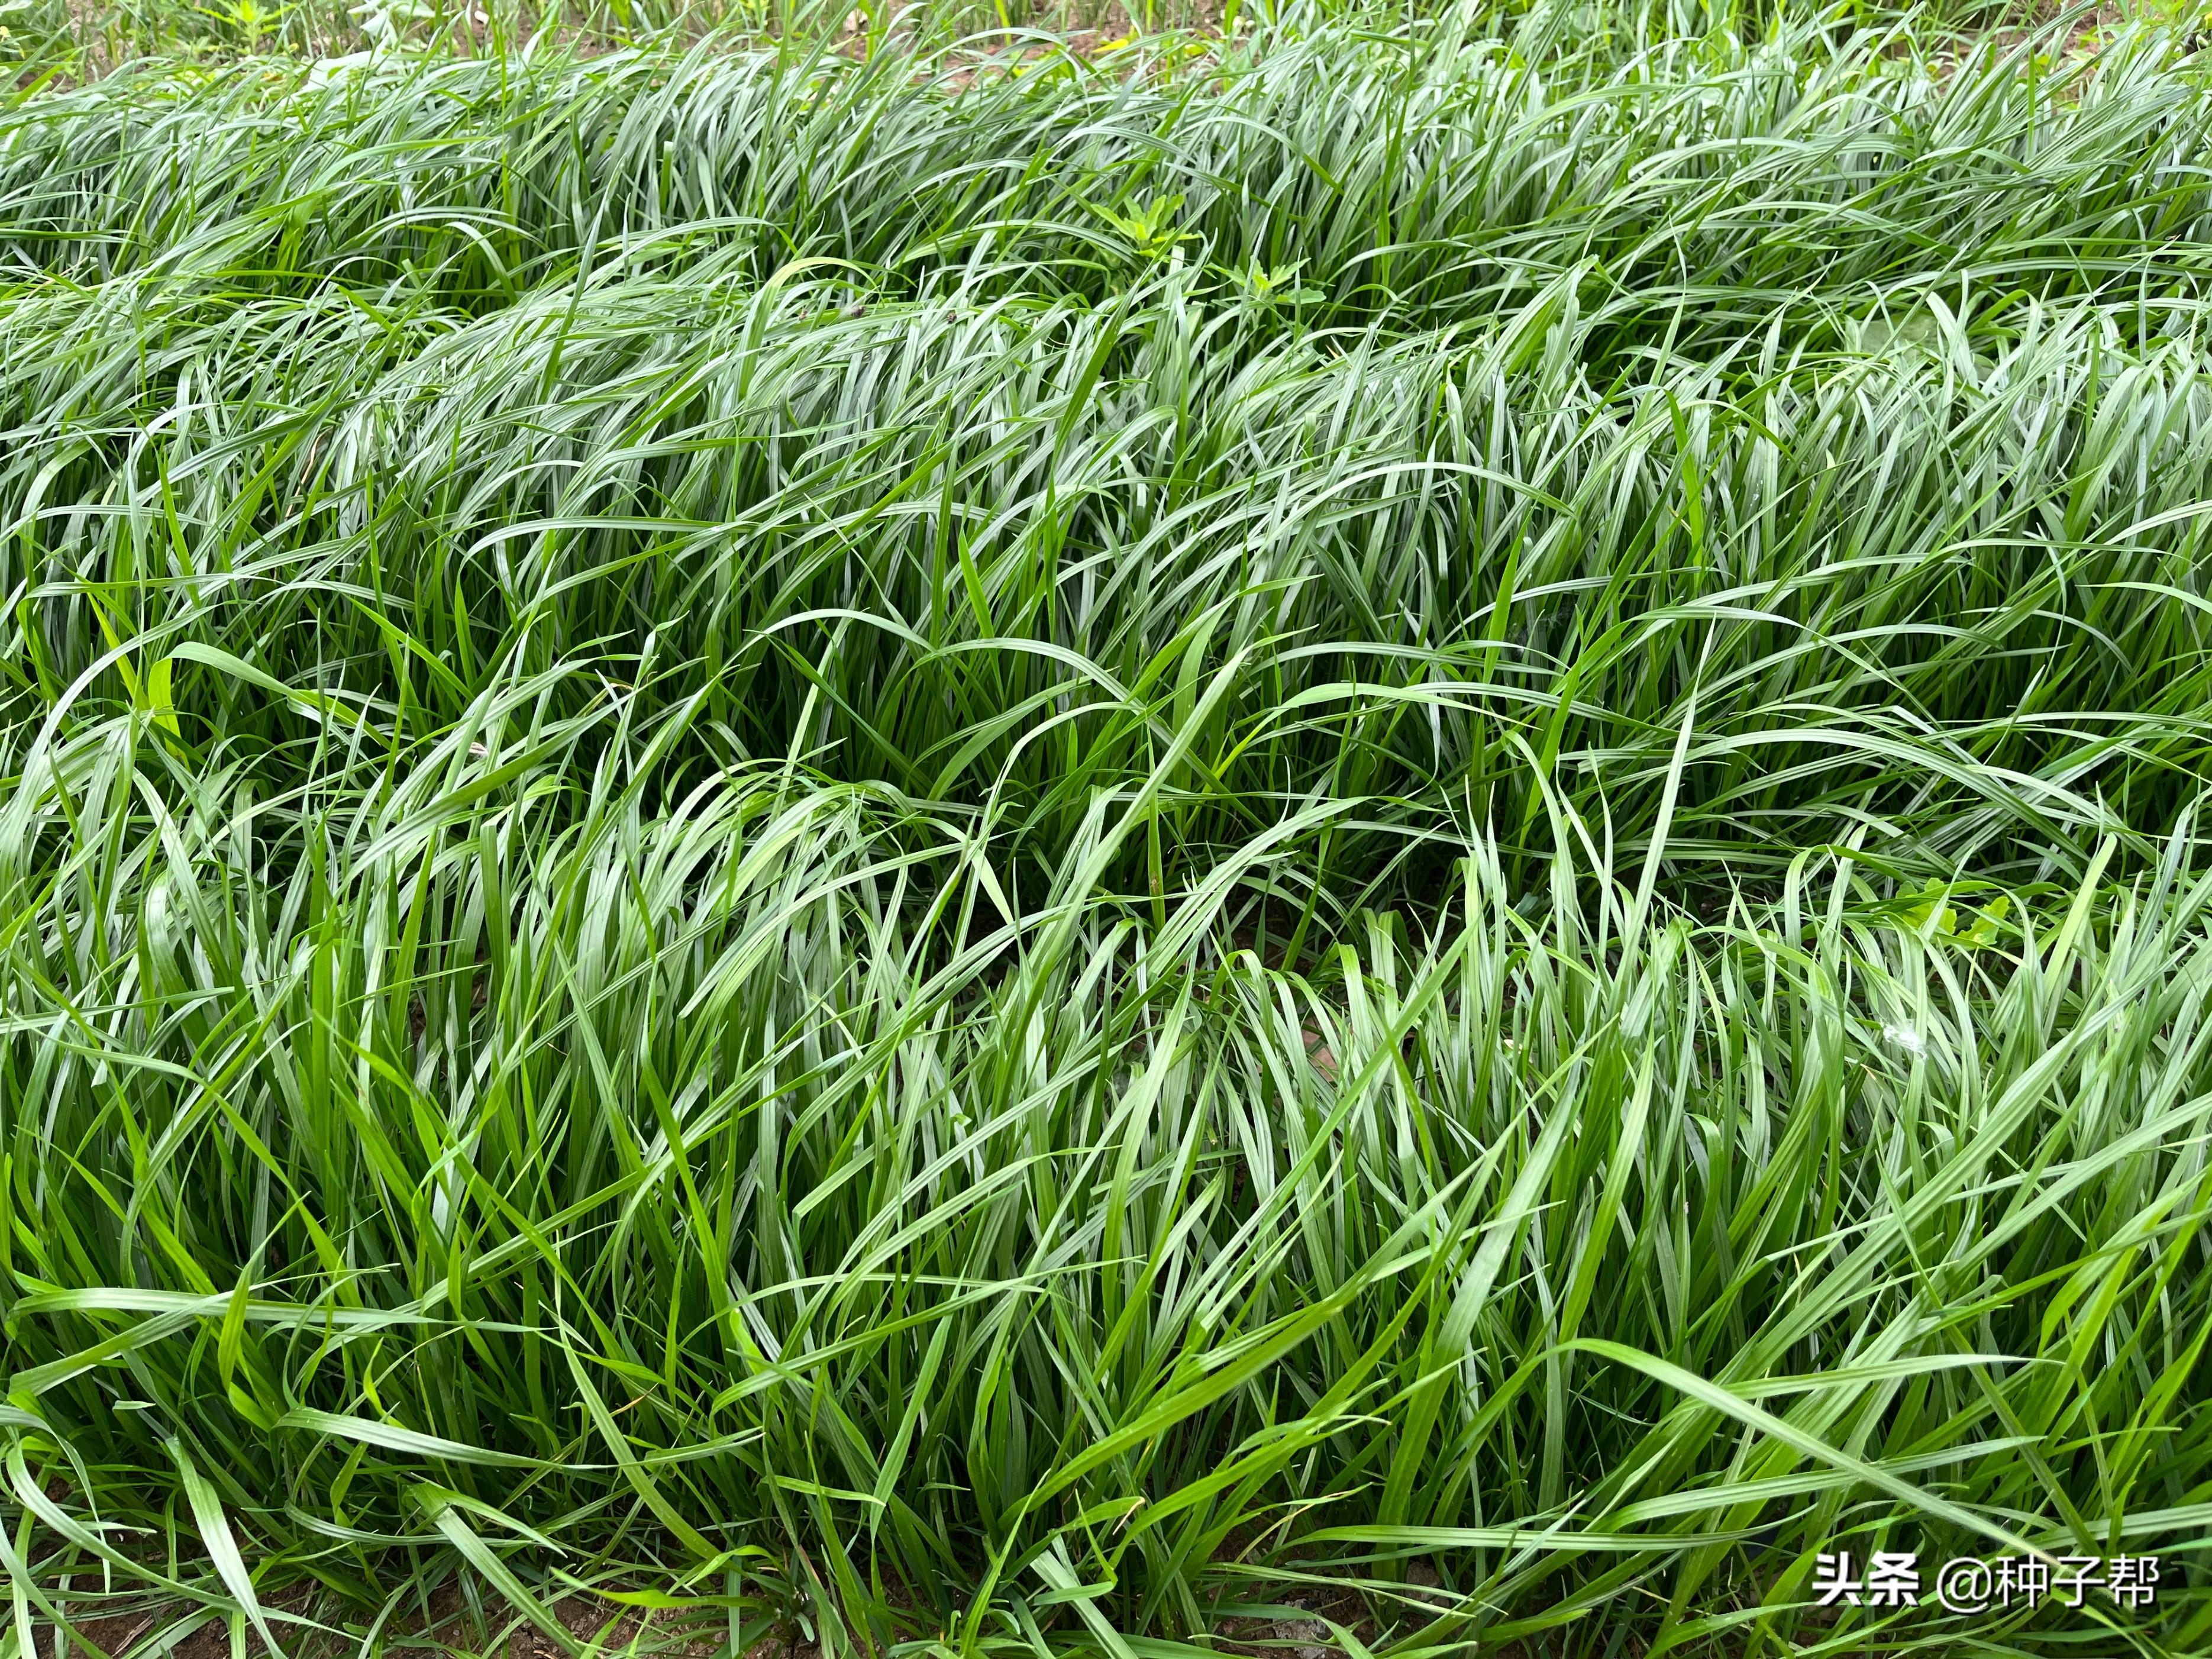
{"left": 5, "top": 2, "right": 2212, "bottom": 1654}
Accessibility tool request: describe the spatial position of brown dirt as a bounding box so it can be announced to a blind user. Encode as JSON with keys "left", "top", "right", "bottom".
{"left": 52, "top": 1586, "right": 716, "bottom": 1659}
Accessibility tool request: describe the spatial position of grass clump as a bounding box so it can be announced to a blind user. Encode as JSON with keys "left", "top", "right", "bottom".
{"left": 3, "top": 4, "right": 2211, "bottom": 1655}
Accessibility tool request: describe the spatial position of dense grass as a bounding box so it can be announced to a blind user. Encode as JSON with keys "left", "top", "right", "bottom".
{"left": 5, "top": 6, "right": 2212, "bottom": 1654}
